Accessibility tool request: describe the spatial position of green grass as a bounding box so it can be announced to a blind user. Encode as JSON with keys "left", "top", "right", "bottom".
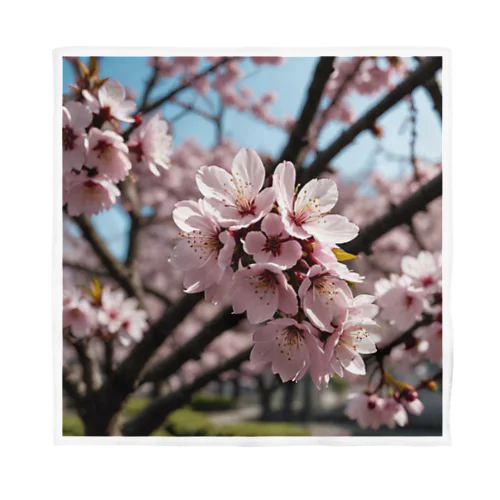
{"left": 214, "top": 422, "right": 309, "bottom": 437}
{"left": 63, "top": 397, "right": 310, "bottom": 437}
{"left": 121, "top": 397, "right": 151, "bottom": 417}
{"left": 62, "top": 413, "right": 85, "bottom": 436}
{"left": 190, "top": 393, "right": 237, "bottom": 412}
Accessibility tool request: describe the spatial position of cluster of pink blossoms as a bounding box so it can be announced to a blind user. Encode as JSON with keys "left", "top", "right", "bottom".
{"left": 345, "top": 388, "right": 424, "bottom": 430}
{"left": 170, "top": 147, "right": 381, "bottom": 388}
{"left": 63, "top": 282, "right": 147, "bottom": 346}
{"left": 63, "top": 80, "right": 172, "bottom": 217}
{"left": 376, "top": 250, "right": 443, "bottom": 364}
{"left": 344, "top": 250, "right": 442, "bottom": 430}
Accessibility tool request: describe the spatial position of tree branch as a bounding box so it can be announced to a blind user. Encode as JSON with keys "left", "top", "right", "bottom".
{"left": 365, "top": 315, "right": 434, "bottom": 366}
{"left": 275, "top": 56, "right": 335, "bottom": 166}
{"left": 343, "top": 172, "right": 442, "bottom": 255}
{"left": 122, "top": 347, "right": 252, "bottom": 436}
{"left": 139, "top": 306, "right": 243, "bottom": 385}
{"left": 72, "top": 215, "right": 145, "bottom": 307}
{"left": 63, "top": 364, "right": 83, "bottom": 404}
{"left": 302, "top": 56, "right": 443, "bottom": 183}
{"left": 89, "top": 293, "right": 204, "bottom": 432}
{"left": 63, "top": 260, "right": 171, "bottom": 306}
{"left": 122, "top": 57, "right": 237, "bottom": 141}
{"left": 415, "top": 56, "right": 442, "bottom": 120}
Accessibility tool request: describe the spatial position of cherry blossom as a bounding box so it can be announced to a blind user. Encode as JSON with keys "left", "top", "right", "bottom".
{"left": 242, "top": 213, "right": 302, "bottom": 269}
{"left": 250, "top": 318, "right": 325, "bottom": 387}
{"left": 298, "top": 264, "right": 353, "bottom": 332}
{"left": 345, "top": 393, "right": 386, "bottom": 429}
{"left": 381, "top": 397, "right": 409, "bottom": 428}
{"left": 170, "top": 199, "right": 235, "bottom": 294}
{"left": 127, "top": 113, "right": 172, "bottom": 176}
{"left": 273, "top": 161, "right": 359, "bottom": 245}
{"left": 401, "top": 250, "right": 442, "bottom": 293}
{"left": 63, "top": 290, "right": 96, "bottom": 338}
{"left": 97, "top": 286, "right": 148, "bottom": 345}
{"left": 64, "top": 175, "right": 120, "bottom": 216}
{"left": 83, "top": 80, "right": 136, "bottom": 123}
{"left": 232, "top": 263, "right": 298, "bottom": 324}
{"left": 86, "top": 128, "right": 132, "bottom": 182}
{"left": 196, "top": 148, "right": 274, "bottom": 229}
{"left": 376, "top": 274, "right": 425, "bottom": 330}
{"left": 62, "top": 102, "right": 92, "bottom": 172}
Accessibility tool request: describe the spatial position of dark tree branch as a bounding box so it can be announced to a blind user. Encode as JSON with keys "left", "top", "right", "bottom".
{"left": 275, "top": 56, "right": 335, "bottom": 166}
{"left": 72, "top": 215, "right": 145, "bottom": 307}
{"left": 302, "top": 57, "right": 443, "bottom": 183}
{"left": 63, "top": 364, "right": 83, "bottom": 404}
{"left": 69, "top": 337, "right": 95, "bottom": 395}
{"left": 314, "top": 57, "right": 366, "bottom": 139}
{"left": 104, "top": 340, "right": 114, "bottom": 378}
{"left": 343, "top": 172, "right": 442, "bottom": 255}
{"left": 122, "top": 57, "right": 237, "bottom": 141}
{"left": 365, "top": 315, "right": 434, "bottom": 367}
{"left": 63, "top": 260, "right": 171, "bottom": 306}
{"left": 139, "top": 306, "right": 243, "bottom": 385}
{"left": 122, "top": 347, "right": 252, "bottom": 436}
{"left": 138, "top": 58, "right": 161, "bottom": 110}
{"left": 415, "top": 56, "right": 442, "bottom": 121}
{"left": 84, "top": 293, "right": 203, "bottom": 434}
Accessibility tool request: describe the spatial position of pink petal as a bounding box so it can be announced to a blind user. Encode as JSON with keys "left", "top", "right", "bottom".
{"left": 278, "top": 282, "right": 298, "bottom": 316}
{"left": 231, "top": 148, "right": 265, "bottom": 197}
{"left": 302, "top": 214, "right": 359, "bottom": 245}
{"left": 296, "top": 178, "right": 338, "bottom": 214}
{"left": 261, "top": 213, "right": 285, "bottom": 236}
{"left": 273, "top": 161, "right": 295, "bottom": 213}
{"left": 242, "top": 231, "right": 266, "bottom": 255}
{"left": 196, "top": 166, "right": 235, "bottom": 202}
{"left": 274, "top": 240, "right": 302, "bottom": 269}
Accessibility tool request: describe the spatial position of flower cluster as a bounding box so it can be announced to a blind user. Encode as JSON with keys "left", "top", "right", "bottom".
{"left": 376, "top": 250, "right": 442, "bottom": 364}
{"left": 170, "top": 147, "right": 380, "bottom": 388}
{"left": 344, "top": 250, "right": 442, "bottom": 430}
{"left": 63, "top": 280, "right": 147, "bottom": 346}
{"left": 345, "top": 388, "right": 424, "bottom": 430}
{"left": 63, "top": 79, "right": 172, "bottom": 217}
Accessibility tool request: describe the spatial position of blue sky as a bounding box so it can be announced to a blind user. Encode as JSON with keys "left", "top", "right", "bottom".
{"left": 63, "top": 57, "right": 442, "bottom": 259}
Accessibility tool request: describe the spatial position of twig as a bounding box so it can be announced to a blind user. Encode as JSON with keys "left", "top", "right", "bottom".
{"left": 72, "top": 215, "right": 145, "bottom": 308}
{"left": 122, "top": 57, "right": 237, "bottom": 140}
{"left": 302, "top": 57, "right": 443, "bottom": 183}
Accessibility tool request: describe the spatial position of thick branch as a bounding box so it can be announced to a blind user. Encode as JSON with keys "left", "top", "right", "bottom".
{"left": 122, "top": 347, "right": 252, "bottom": 436}
{"left": 276, "top": 56, "right": 335, "bottom": 165}
{"left": 139, "top": 306, "right": 243, "bottom": 384}
{"left": 315, "top": 57, "right": 366, "bottom": 139}
{"left": 343, "top": 173, "right": 442, "bottom": 255}
{"left": 415, "top": 56, "right": 442, "bottom": 120}
{"left": 90, "top": 293, "right": 204, "bottom": 432}
{"left": 63, "top": 364, "right": 83, "bottom": 404}
{"left": 302, "top": 57, "right": 443, "bottom": 182}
